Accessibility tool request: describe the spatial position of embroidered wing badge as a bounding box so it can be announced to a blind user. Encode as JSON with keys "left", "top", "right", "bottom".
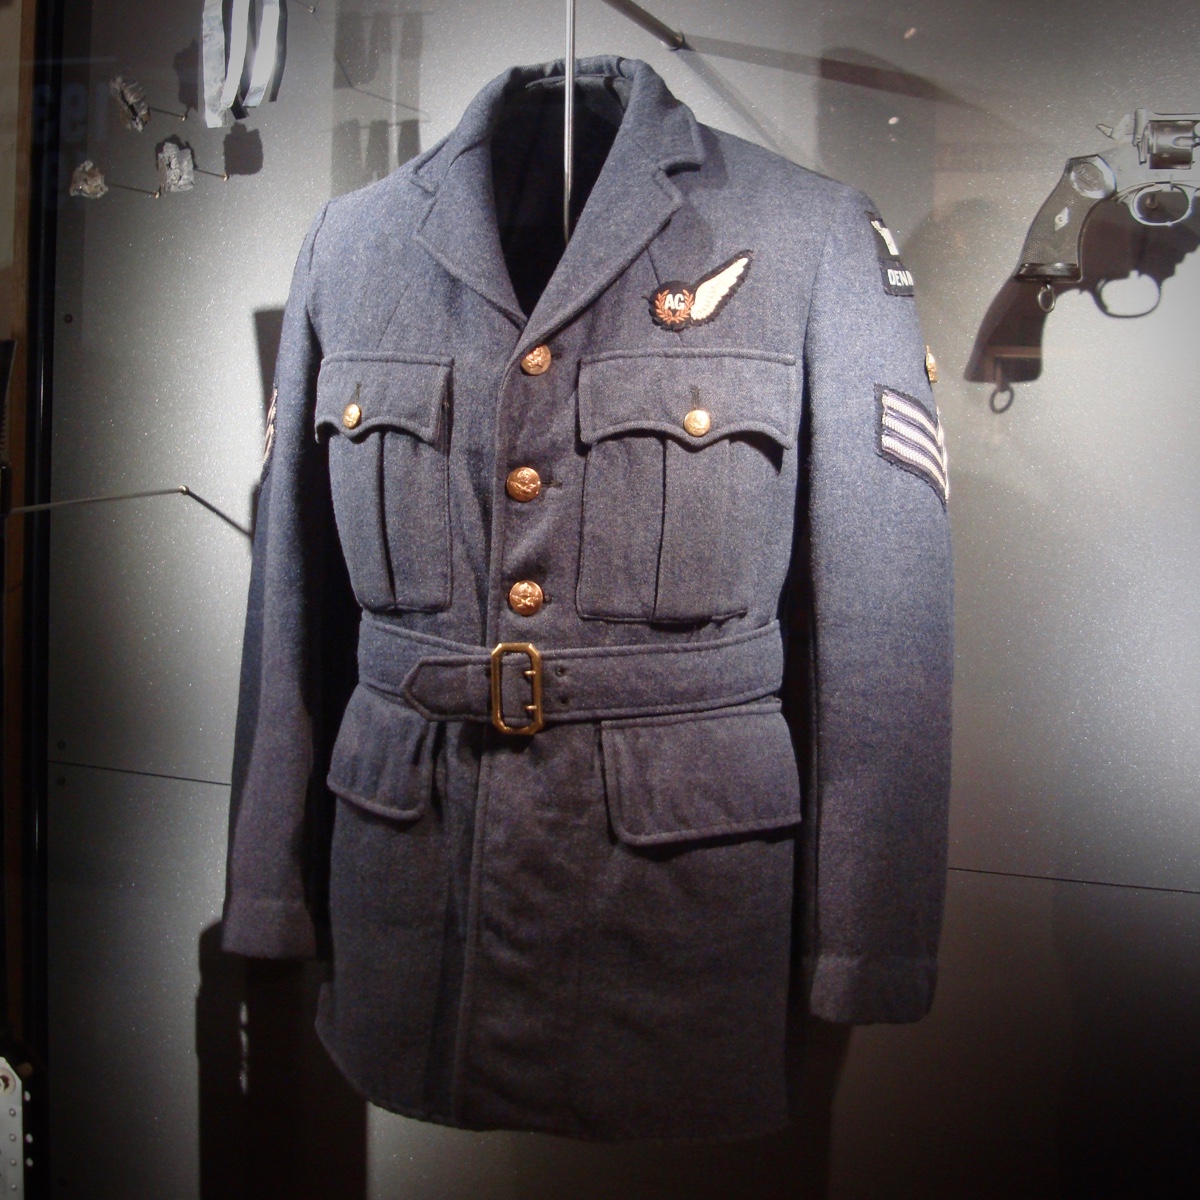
{"left": 649, "top": 251, "right": 753, "bottom": 330}
{"left": 877, "top": 385, "right": 949, "bottom": 504}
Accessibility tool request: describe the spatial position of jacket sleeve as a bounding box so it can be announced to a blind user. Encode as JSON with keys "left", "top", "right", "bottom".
{"left": 797, "top": 187, "right": 954, "bottom": 1023}
{"left": 222, "top": 203, "right": 358, "bottom": 958}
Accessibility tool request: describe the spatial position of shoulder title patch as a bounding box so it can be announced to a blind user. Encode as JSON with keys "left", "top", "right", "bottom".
{"left": 868, "top": 214, "right": 915, "bottom": 297}
{"left": 649, "top": 251, "right": 753, "bottom": 330}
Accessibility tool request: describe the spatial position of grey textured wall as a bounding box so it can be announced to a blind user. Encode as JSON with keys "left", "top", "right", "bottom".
{"left": 44, "top": 1, "right": 1200, "bottom": 1196}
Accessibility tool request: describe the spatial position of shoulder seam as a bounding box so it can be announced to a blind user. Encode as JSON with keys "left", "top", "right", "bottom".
{"left": 801, "top": 187, "right": 852, "bottom": 353}
{"left": 303, "top": 200, "right": 331, "bottom": 331}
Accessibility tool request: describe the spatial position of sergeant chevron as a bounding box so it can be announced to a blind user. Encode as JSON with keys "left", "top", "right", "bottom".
{"left": 876, "top": 385, "right": 949, "bottom": 503}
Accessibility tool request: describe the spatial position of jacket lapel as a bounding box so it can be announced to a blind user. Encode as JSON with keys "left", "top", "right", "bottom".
{"left": 413, "top": 141, "right": 525, "bottom": 327}
{"left": 410, "top": 58, "right": 706, "bottom": 346}
{"left": 410, "top": 66, "right": 526, "bottom": 327}
{"left": 521, "top": 60, "right": 706, "bottom": 353}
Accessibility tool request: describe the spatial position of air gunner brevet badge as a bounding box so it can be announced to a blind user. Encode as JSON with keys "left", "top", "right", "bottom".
{"left": 649, "top": 251, "right": 753, "bottom": 330}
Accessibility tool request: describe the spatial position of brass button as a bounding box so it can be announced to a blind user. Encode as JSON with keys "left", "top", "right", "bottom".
{"left": 520, "top": 344, "right": 552, "bottom": 375}
{"left": 508, "top": 580, "right": 544, "bottom": 616}
{"left": 925, "top": 345, "right": 940, "bottom": 384}
{"left": 506, "top": 466, "right": 542, "bottom": 502}
{"left": 342, "top": 401, "right": 362, "bottom": 430}
{"left": 683, "top": 408, "right": 711, "bottom": 437}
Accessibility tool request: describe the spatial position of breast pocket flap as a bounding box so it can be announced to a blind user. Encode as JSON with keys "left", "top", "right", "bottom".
{"left": 315, "top": 353, "right": 451, "bottom": 444}
{"left": 578, "top": 350, "right": 799, "bottom": 449}
{"left": 601, "top": 703, "right": 802, "bottom": 846}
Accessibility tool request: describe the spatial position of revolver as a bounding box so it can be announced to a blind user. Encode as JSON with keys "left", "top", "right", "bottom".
{"left": 1016, "top": 110, "right": 1200, "bottom": 310}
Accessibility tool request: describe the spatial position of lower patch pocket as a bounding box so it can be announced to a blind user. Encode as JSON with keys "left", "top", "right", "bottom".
{"left": 601, "top": 701, "right": 802, "bottom": 846}
{"left": 327, "top": 685, "right": 434, "bottom": 821}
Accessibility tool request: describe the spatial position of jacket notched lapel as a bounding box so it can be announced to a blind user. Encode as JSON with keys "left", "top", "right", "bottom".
{"left": 413, "top": 141, "right": 525, "bottom": 327}
{"left": 409, "top": 65, "right": 525, "bottom": 326}
{"left": 408, "top": 58, "right": 706, "bottom": 350}
{"left": 521, "top": 60, "right": 707, "bottom": 353}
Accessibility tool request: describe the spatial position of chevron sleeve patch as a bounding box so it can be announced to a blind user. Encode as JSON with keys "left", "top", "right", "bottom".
{"left": 876, "top": 385, "right": 949, "bottom": 504}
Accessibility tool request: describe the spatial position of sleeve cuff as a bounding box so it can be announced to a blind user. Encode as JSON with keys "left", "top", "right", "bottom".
{"left": 805, "top": 953, "right": 938, "bottom": 1024}
{"left": 221, "top": 894, "right": 317, "bottom": 959}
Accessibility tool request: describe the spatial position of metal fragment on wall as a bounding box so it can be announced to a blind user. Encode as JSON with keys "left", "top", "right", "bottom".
{"left": 156, "top": 140, "right": 195, "bottom": 194}
{"left": 69, "top": 161, "right": 108, "bottom": 199}
{"left": 110, "top": 75, "right": 150, "bottom": 132}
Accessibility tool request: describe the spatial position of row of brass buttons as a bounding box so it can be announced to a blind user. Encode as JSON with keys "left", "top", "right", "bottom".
{"left": 508, "top": 346, "right": 552, "bottom": 614}
{"left": 508, "top": 464, "right": 541, "bottom": 611}
{"left": 508, "top": 346, "right": 549, "bottom": 613}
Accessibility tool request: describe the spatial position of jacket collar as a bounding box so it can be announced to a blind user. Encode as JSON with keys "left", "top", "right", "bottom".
{"left": 409, "top": 57, "right": 706, "bottom": 341}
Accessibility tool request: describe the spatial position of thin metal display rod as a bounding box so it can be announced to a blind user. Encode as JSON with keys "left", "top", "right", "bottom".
{"left": 564, "top": 0, "right": 575, "bottom": 243}
{"left": 6, "top": 485, "right": 251, "bottom": 538}
{"left": 563, "top": 0, "right": 687, "bottom": 243}
{"left": 598, "top": 0, "right": 686, "bottom": 50}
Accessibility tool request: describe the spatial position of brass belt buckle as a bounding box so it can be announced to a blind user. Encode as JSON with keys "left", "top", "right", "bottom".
{"left": 490, "top": 642, "right": 545, "bottom": 735}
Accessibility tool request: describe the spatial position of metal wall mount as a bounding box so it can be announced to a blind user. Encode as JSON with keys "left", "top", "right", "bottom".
{"left": 0, "top": 1059, "right": 28, "bottom": 1199}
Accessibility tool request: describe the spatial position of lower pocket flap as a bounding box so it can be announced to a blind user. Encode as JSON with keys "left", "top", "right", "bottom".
{"left": 327, "top": 685, "right": 433, "bottom": 820}
{"left": 601, "top": 703, "right": 802, "bottom": 846}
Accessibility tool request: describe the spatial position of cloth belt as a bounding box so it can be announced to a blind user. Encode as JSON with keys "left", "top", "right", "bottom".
{"left": 358, "top": 615, "right": 785, "bottom": 728}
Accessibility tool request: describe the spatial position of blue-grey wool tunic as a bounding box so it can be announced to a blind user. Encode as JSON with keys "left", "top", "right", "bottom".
{"left": 223, "top": 55, "right": 954, "bottom": 1142}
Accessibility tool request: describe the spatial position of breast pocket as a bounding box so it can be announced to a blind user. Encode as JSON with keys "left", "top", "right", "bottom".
{"left": 315, "top": 353, "right": 452, "bottom": 612}
{"left": 576, "top": 349, "right": 799, "bottom": 622}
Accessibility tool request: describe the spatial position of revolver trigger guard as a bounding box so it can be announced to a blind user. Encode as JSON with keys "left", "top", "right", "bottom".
{"left": 1129, "top": 182, "right": 1195, "bottom": 228}
{"left": 1093, "top": 276, "right": 1162, "bottom": 320}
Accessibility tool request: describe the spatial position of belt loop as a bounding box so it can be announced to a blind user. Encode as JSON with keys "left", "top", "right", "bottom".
{"left": 490, "top": 643, "right": 545, "bottom": 735}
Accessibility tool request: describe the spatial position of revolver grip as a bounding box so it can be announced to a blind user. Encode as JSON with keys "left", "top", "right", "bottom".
{"left": 1016, "top": 156, "right": 1115, "bottom": 283}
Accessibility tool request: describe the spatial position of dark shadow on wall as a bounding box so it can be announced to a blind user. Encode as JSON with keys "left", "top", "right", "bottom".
{"left": 334, "top": 9, "right": 393, "bottom": 89}
{"left": 174, "top": 38, "right": 200, "bottom": 115}
{"left": 675, "top": 45, "right": 803, "bottom": 163}
{"left": 225, "top": 123, "right": 265, "bottom": 177}
{"left": 330, "top": 116, "right": 421, "bottom": 193}
{"left": 677, "top": 32, "right": 954, "bottom": 170}
{"left": 816, "top": 41, "right": 935, "bottom": 225}
{"left": 329, "top": 10, "right": 423, "bottom": 195}
{"left": 197, "top": 925, "right": 367, "bottom": 1200}
{"left": 683, "top": 33, "right": 962, "bottom": 104}
{"left": 966, "top": 202, "right": 1200, "bottom": 407}
{"left": 254, "top": 307, "right": 284, "bottom": 415}
{"left": 248, "top": 307, "right": 285, "bottom": 535}
{"left": 332, "top": 119, "right": 392, "bottom": 193}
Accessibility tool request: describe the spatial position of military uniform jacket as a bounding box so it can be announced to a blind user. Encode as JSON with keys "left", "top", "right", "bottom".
{"left": 223, "top": 56, "right": 954, "bottom": 1142}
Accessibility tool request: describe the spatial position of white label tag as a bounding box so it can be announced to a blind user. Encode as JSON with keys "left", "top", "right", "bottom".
{"left": 871, "top": 219, "right": 901, "bottom": 257}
